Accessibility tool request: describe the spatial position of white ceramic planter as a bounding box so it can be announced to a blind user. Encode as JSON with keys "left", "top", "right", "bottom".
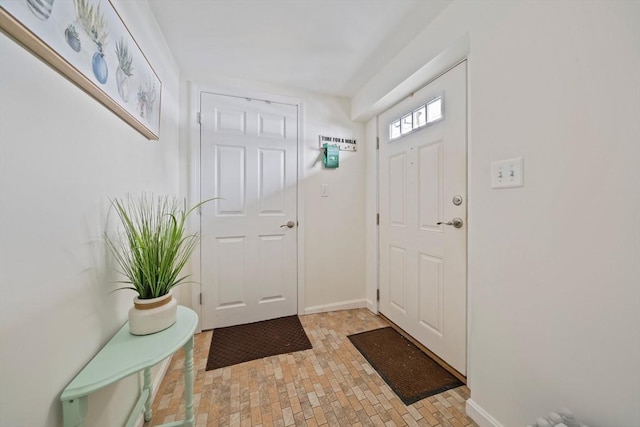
{"left": 128, "top": 291, "right": 177, "bottom": 335}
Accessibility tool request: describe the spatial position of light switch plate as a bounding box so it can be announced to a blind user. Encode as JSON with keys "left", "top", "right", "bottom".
{"left": 320, "top": 184, "right": 330, "bottom": 197}
{"left": 491, "top": 157, "right": 524, "bottom": 188}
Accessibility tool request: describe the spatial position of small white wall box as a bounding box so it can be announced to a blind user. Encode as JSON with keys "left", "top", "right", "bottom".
{"left": 491, "top": 156, "right": 524, "bottom": 188}
{"left": 318, "top": 135, "right": 357, "bottom": 151}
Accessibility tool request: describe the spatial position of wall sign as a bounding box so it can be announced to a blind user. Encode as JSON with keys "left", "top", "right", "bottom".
{"left": 318, "top": 135, "right": 357, "bottom": 152}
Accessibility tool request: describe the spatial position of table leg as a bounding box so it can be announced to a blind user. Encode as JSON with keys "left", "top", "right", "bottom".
{"left": 183, "top": 335, "right": 195, "bottom": 427}
{"left": 62, "top": 396, "right": 87, "bottom": 427}
{"left": 143, "top": 367, "right": 153, "bottom": 422}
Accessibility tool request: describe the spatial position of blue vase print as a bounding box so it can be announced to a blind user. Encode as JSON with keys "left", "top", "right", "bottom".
{"left": 92, "top": 52, "right": 108, "bottom": 84}
{"left": 26, "top": 0, "right": 55, "bottom": 20}
{"left": 65, "top": 25, "right": 81, "bottom": 52}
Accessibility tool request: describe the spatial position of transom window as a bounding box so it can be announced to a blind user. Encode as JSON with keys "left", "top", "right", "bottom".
{"left": 389, "top": 94, "right": 444, "bottom": 141}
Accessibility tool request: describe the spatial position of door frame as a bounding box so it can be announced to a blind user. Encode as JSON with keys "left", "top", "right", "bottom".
{"left": 368, "top": 39, "right": 470, "bottom": 373}
{"left": 376, "top": 60, "right": 469, "bottom": 376}
{"left": 188, "top": 82, "right": 305, "bottom": 332}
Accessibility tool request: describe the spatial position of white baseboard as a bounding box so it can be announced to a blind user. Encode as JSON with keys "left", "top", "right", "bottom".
{"left": 303, "top": 299, "right": 367, "bottom": 315}
{"left": 466, "top": 399, "right": 504, "bottom": 427}
{"left": 135, "top": 356, "right": 173, "bottom": 427}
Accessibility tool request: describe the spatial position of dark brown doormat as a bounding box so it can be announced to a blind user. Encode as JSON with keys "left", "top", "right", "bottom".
{"left": 348, "top": 327, "right": 463, "bottom": 405}
{"left": 206, "top": 315, "right": 312, "bottom": 370}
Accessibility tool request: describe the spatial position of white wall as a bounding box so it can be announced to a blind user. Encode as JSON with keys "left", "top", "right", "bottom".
{"left": 0, "top": 1, "right": 180, "bottom": 426}
{"left": 178, "top": 75, "right": 367, "bottom": 318}
{"left": 301, "top": 94, "right": 367, "bottom": 312}
{"left": 355, "top": 1, "right": 640, "bottom": 426}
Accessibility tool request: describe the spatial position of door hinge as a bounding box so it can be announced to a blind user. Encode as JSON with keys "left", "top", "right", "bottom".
{"left": 199, "top": 292, "right": 202, "bottom": 305}
{"left": 376, "top": 213, "right": 379, "bottom": 225}
{"left": 197, "top": 112, "right": 201, "bottom": 125}
{"left": 376, "top": 289, "right": 380, "bottom": 301}
{"left": 376, "top": 136, "right": 380, "bottom": 149}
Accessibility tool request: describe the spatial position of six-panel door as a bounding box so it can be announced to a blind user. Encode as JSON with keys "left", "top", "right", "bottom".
{"left": 200, "top": 93, "right": 298, "bottom": 329}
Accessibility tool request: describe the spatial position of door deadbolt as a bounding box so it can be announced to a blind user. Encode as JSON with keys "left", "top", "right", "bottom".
{"left": 437, "top": 217, "right": 464, "bottom": 228}
{"left": 452, "top": 195, "right": 463, "bottom": 206}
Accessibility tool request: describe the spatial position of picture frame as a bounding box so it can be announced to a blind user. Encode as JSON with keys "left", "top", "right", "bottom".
{"left": 0, "top": 0, "right": 162, "bottom": 140}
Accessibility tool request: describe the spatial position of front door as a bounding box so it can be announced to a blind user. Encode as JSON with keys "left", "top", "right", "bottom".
{"left": 200, "top": 92, "right": 298, "bottom": 329}
{"left": 378, "top": 61, "right": 467, "bottom": 375}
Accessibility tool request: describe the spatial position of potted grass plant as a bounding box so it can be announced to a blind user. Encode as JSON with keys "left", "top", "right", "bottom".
{"left": 105, "top": 194, "right": 209, "bottom": 335}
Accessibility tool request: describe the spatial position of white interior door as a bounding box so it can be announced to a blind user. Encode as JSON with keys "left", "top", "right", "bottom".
{"left": 200, "top": 92, "right": 298, "bottom": 329}
{"left": 378, "top": 62, "right": 467, "bottom": 375}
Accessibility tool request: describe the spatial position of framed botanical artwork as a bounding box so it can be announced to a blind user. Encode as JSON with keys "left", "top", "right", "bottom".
{"left": 0, "top": 0, "right": 162, "bottom": 140}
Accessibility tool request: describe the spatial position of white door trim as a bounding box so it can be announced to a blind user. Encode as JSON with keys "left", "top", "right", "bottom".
{"left": 364, "top": 116, "right": 380, "bottom": 314}
{"left": 377, "top": 60, "right": 468, "bottom": 375}
{"left": 365, "top": 39, "right": 470, "bottom": 318}
{"left": 187, "top": 81, "right": 305, "bottom": 332}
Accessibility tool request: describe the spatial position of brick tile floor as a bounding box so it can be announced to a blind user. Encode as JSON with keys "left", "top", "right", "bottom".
{"left": 147, "top": 309, "right": 477, "bottom": 427}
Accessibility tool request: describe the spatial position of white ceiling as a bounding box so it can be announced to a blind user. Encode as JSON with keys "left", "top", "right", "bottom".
{"left": 148, "top": 0, "right": 451, "bottom": 97}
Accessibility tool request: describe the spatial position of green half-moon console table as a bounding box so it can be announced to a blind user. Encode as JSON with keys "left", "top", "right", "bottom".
{"left": 60, "top": 306, "right": 198, "bottom": 427}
